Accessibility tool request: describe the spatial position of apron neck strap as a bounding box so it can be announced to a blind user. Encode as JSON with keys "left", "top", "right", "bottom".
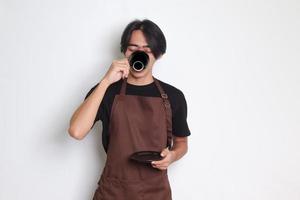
{"left": 120, "top": 77, "right": 173, "bottom": 149}
{"left": 120, "top": 78, "right": 128, "bottom": 96}
{"left": 153, "top": 78, "right": 173, "bottom": 149}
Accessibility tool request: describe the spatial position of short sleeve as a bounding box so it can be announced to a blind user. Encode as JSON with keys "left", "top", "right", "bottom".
{"left": 84, "top": 83, "right": 103, "bottom": 129}
{"left": 172, "top": 91, "right": 191, "bottom": 137}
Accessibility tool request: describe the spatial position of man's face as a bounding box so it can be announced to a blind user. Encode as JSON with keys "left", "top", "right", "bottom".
{"left": 124, "top": 30, "right": 157, "bottom": 78}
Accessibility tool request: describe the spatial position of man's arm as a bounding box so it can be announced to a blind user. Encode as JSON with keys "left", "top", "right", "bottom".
{"left": 68, "top": 59, "right": 130, "bottom": 140}
{"left": 68, "top": 79, "right": 110, "bottom": 140}
{"left": 170, "top": 136, "right": 188, "bottom": 162}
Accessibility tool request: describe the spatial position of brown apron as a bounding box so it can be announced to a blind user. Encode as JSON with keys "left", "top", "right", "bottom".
{"left": 92, "top": 77, "right": 173, "bottom": 200}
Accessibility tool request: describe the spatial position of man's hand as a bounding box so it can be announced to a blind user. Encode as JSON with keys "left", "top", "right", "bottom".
{"left": 151, "top": 148, "right": 176, "bottom": 170}
{"left": 103, "top": 58, "right": 130, "bottom": 85}
{"left": 151, "top": 136, "right": 188, "bottom": 170}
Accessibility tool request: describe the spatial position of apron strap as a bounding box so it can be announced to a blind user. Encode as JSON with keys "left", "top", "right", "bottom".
{"left": 120, "top": 78, "right": 128, "bottom": 96}
{"left": 153, "top": 78, "right": 173, "bottom": 150}
{"left": 120, "top": 77, "right": 173, "bottom": 149}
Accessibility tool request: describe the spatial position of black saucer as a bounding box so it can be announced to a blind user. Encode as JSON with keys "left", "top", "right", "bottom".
{"left": 130, "top": 151, "right": 163, "bottom": 164}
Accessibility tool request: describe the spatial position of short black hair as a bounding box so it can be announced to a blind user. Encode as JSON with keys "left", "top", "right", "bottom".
{"left": 120, "top": 19, "right": 167, "bottom": 59}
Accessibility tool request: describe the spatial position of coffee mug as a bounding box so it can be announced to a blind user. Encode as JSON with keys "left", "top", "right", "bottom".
{"left": 128, "top": 51, "right": 149, "bottom": 72}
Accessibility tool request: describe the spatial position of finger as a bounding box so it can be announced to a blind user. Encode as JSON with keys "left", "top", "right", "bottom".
{"left": 154, "top": 161, "right": 168, "bottom": 167}
{"left": 152, "top": 161, "right": 168, "bottom": 169}
{"left": 117, "top": 59, "right": 130, "bottom": 68}
{"left": 116, "top": 59, "right": 130, "bottom": 65}
{"left": 116, "top": 68, "right": 127, "bottom": 79}
{"left": 115, "top": 66, "right": 128, "bottom": 74}
{"left": 152, "top": 159, "right": 168, "bottom": 166}
{"left": 119, "top": 66, "right": 130, "bottom": 77}
{"left": 151, "top": 163, "right": 159, "bottom": 169}
{"left": 120, "top": 57, "right": 130, "bottom": 62}
{"left": 126, "top": 67, "right": 130, "bottom": 77}
{"left": 157, "top": 166, "right": 167, "bottom": 170}
{"left": 114, "top": 64, "right": 128, "bottom": 70}
{"left": 123, "top": 67, "right": 129, "bottom": 78}
{"left": 121, "top": 65, "right": 129, "bottom": 78}
{"left": 115, "top": 61, "right": 128, "bottom": 66}
{"left": 122, "top": 71, "right": 128, "bottom": 79}
{"left": 160, "top": 148, "right": 169, "bottom": 157}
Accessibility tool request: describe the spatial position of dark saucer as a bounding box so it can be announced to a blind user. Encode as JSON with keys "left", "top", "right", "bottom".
{"left": 130, "top": 151, "right": 163, "bottom": 164}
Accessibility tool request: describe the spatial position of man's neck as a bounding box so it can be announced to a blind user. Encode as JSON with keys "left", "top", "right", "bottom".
{"left": 127, "top": 74, "right": 154, "bottom": 86}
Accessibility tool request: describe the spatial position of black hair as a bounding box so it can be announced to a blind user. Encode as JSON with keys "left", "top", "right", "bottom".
{"left": 120, "top": 19, "right": 167, "bottom": 59}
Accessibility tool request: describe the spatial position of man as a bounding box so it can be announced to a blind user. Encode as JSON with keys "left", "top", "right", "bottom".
{"left": 68, "top": 19, "right": 191, "bottom": 200}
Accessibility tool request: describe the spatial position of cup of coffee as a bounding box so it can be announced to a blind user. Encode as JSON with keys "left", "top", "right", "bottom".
{"left": 128, "top": 51, "right": 149, "bottom": 72}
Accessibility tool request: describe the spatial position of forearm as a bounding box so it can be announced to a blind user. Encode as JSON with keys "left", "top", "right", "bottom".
{"left": 68, "top": 78, "right": 110, "bottom": 139}
{"left": 170, "top": 137, "right": 188, "bottom": 162}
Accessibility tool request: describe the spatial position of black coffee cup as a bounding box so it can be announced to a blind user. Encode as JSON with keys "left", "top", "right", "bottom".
{"left": 128, "top": 51, "right": 149, "bottom": 72}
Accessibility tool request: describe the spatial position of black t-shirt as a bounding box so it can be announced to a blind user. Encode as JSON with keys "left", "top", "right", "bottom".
{"left": 84, "top": 78, "right": 191, "bottom": 152}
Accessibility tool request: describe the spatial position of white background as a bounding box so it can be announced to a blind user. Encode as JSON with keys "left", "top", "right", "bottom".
{"left": 1, "top": 0, "right": 300, "bottom": 199}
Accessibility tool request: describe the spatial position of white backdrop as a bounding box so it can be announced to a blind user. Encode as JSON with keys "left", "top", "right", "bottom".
{"left": 1, "top": 0, "right": 300, "bottom": 199}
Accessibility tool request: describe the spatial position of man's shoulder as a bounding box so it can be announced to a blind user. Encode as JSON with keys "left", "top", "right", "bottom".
{"left": 107, "top": 79, "right": 123, "bottom": 92}
{"left": 102, "top": 79, "right": 123, "bottom": 100}
{"left": 156, "top": 78, "right": 188, "bottom": 113}
{"left": 156, "top": 78, "right": 185, "bottom": 98}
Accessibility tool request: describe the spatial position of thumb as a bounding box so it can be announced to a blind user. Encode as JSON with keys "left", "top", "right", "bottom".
{"left": 160, "top": 148, "right": 169, "bottom": 157}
